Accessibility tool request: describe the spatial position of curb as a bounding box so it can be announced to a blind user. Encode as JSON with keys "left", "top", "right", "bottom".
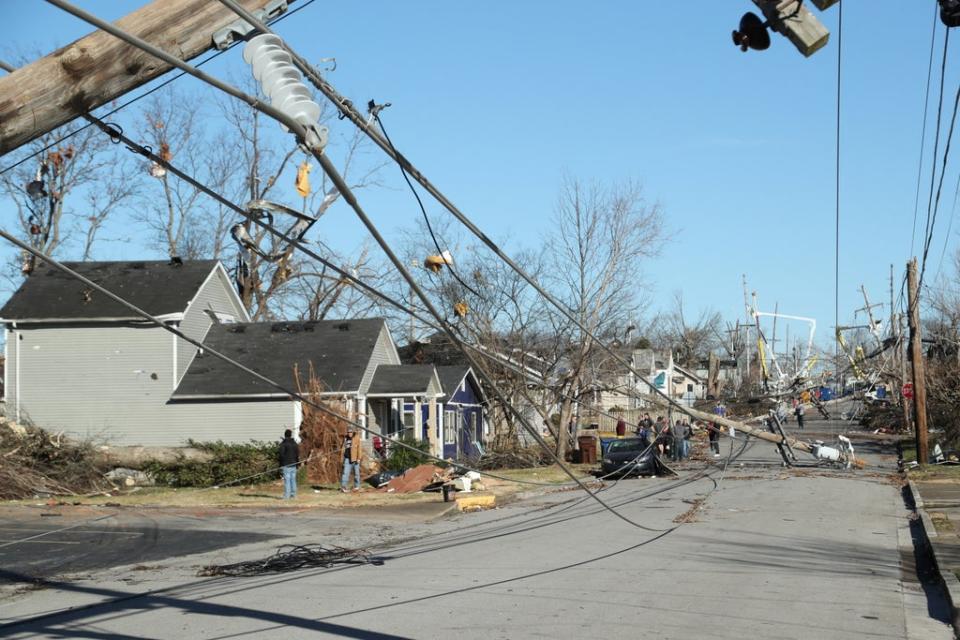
{"left": 908, "top": 479, "right": 960, "bottom": 636}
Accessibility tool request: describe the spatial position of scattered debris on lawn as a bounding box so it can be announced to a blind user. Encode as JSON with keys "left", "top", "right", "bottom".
{"left": 198, "top": 544, "right": 377, "bottom": 577}
{"left": 380, "top": 464, "right": 451, "bottom": 493}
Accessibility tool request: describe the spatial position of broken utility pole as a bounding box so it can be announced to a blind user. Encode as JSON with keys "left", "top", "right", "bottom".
{"left": 906, "top": 258, "right": 929, "bottom": 465}
{"left": 0, "top": 0, "right": 287, "bottom": 155}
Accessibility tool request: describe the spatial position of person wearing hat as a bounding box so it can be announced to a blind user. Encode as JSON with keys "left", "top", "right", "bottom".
{"left": 340, "top": 427, "right": 363, "bottom": 492}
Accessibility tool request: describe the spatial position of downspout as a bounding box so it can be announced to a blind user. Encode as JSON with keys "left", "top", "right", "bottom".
{"left": 14, "top": 321, "right": 19, "bottom": 423}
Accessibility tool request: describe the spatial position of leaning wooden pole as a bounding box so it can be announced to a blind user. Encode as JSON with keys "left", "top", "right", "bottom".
{"left": 0, "top": 0, "right": 283, "bottom": 155}
{"left": 907, "top": 258, "right": 929, "bottom": 465}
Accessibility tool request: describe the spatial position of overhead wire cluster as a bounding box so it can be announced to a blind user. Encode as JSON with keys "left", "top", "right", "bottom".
{"left": 2, "top": 0, "right": 806, "bottom": 541}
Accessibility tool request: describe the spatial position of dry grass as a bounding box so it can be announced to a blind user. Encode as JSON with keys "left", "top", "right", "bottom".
{"left": 486, "top": 464, "right": 595, "bottom": 485}
{"left": 1, "top": 465, "right": 562, "bottom": 509}
{"left": 908, "top": 465, "right": 960, "bottom": 482}
{"left": 929, "top": 511, "right": 955, "bottom": 535}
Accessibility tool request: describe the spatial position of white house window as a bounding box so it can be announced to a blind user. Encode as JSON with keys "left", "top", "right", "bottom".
{"left": 687, "top": 383, "right": 693, "bottom": 392}
{"left": 402, "top": 406, "right": 416, "bottom": 439}
{"left": 444, "top": 410, "right": 456, "bottom": 444}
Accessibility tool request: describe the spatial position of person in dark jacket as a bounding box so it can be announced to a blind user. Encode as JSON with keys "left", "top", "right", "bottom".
{"left": 279, "top": 429, "right": 299, "bottom": 500}
{"left": 615, "top": 416, "right": 626, "bottom": 437}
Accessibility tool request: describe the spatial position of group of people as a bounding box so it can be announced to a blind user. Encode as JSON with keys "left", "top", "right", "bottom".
{"left": 629, "top": 413, "right": 698, "bottom": 462}
{"left": 277, "top": 426, "right": 365, "bottom": 500}
{"left": 615, "top": 400, "right": 729, "bottom": 462}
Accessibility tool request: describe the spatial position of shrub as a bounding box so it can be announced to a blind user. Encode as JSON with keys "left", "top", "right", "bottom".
{"left": 145, "top": 440, "right": 280, "bottom": 488}
{"left": 384, "top": 434, "right": 430, "bottom": 472}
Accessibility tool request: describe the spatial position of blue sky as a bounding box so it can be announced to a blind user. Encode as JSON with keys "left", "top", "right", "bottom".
{"left": 2, "top": 1, "right": 957, "bottom": 350}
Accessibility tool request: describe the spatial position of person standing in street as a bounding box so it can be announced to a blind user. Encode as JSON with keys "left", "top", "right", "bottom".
{"left": 341, "top": 428, "right": 363, "bottom": 492}
{"left": 682, "top": 419, "right": 693, "bottom": 460}
{"left": 671, "top": 419, "right": 686, "bottom": 462}
{"left": 279, "top": 429, "right": 299, "bottom": 500}
{"left": 795, "top": 402, "right": 806, "bottom": 430}
{"left": 654, "top": 416, "right": 669, "bottom": 457}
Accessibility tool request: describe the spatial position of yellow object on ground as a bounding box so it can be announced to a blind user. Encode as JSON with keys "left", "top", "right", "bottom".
{"left": 456, "top": 493, "right": 495, "bottom": 512}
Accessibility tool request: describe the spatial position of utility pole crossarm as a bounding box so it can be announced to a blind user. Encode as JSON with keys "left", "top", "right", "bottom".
{"left": 0, "top": 0, "right": 283, "bottom": 155}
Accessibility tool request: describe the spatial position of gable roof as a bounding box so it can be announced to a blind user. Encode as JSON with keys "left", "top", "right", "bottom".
{"left": 172, "top": 318, "right": 388, "bottom": 399}
{"left": 367, "top": 365, "right": 440, "bottom": 396}
{"left": 0, "top": 260, "right": 219, "bottom": 322}
{"left": 436, "top": 364, "right": 488, "bottom": 404}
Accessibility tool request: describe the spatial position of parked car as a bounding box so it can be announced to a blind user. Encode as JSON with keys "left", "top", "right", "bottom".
{"left": 601, "top": 438, "right": 656, "bottom": 477}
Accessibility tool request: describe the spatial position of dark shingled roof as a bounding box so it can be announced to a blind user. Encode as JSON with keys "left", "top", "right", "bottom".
{"left": 173, "top": 319, "right": 388, "bottom": 398}
{"left": 367, "top": 365, "right": 437, "bottom": 395}
{"left": 0, "top": 260, "right": 219, "bottom": 321}
{"left": 436, "top": 365, "right": 472, "bottom": 402}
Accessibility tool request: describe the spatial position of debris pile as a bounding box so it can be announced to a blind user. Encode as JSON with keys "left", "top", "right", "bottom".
{"left": 380, "top": 464, "right": 450, "bottom": 493}
{"left": 198, "top": 544, "right": 375, "bottom": 577}
{"left": 0, "top": 421, "right": 112, "bottom": 499}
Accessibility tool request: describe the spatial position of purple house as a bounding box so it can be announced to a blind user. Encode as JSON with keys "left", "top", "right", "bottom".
{"left": 429, "top": 365, "right": 487, "bottom": 460}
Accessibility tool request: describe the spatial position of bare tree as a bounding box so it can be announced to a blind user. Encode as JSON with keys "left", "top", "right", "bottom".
{"left": 132, "top": 85, "right": 387, "bottom": 321}
{"left": 543, "top": 177, "right": 667, "bottom": 458}
{"left": 135, "top": 88, "right": 240, "bottom": 260}
{"left": 0, "top": 122, "right": 136, "bottom": 274}
{"left": 648, "top": 291, "right": 723, "bottom": 368}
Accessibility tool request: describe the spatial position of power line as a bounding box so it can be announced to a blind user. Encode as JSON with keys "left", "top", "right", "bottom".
{"left": 834, "top": 0, "right": 842, "bottom": 393}
{"left": 921, "top": 77, "right": 960, "bottom": 288}
{"left": 935, "top": 170, "right": 960, "bottom": 276}
{"left": 214, "top": 0, "right": 734, "bottom": 436}
{"left": 919, "top": 27, "right": 952, "bottom": 279}
{"left": 373, "top": 109, "right": 480, "bottom": 299}
{"left": 48, "top": 0, "right": 833, "bottom": 530}
{"left": 0, "top": 0, "right": 318, "bottom": 175}
{"left": 48, "top": 0, "right": 740, "bottom": 533}
{"left": 911, "top": 2, "right": 940, "bottom": 257}
{"left": 70, "top": 108, "right": 670, "bottom": 485}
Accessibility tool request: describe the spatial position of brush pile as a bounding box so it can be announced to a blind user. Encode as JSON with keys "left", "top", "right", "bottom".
{"left": 296, "top": 365, "right": 354, "bottom": 484}
{"left": 477, "top": 443, "right": 552, "bottom": 470}
{"left": 0, "top": 421, "right": 112, "bottom": 499}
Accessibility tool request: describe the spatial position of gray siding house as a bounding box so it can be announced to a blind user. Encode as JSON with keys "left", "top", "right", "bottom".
{"left": 0, "top": 260, "right": 295, "bottom": 446}
{"left": 0, "top": 260, "right": 452, "bottom": 450}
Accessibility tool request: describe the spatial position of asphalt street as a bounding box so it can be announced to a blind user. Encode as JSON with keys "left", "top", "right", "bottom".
{"left": 0, "top": 412, "right": 953, "bottom": 639}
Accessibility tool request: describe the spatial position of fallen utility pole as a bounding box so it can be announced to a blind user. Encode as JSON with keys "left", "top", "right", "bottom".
{"left": 638, "top": 394, "right": 855, "bottom": 466}
{"left": 0, "top": 0, "right": 286, "bottom": 155}
{"left": 906, "top": 258, "right": 929, "bottom": 465}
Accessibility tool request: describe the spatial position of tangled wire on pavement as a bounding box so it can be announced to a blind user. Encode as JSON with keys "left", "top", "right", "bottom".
{"left": 198, "top": 544, "right": 379, "bottom": 577}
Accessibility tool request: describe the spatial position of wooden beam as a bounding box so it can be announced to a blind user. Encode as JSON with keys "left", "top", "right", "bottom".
{"left": 752, "top": 0, "right": 830, "bottom": 58}
{"left": 0, "top": 0, "right": 282, "bottom": 155}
